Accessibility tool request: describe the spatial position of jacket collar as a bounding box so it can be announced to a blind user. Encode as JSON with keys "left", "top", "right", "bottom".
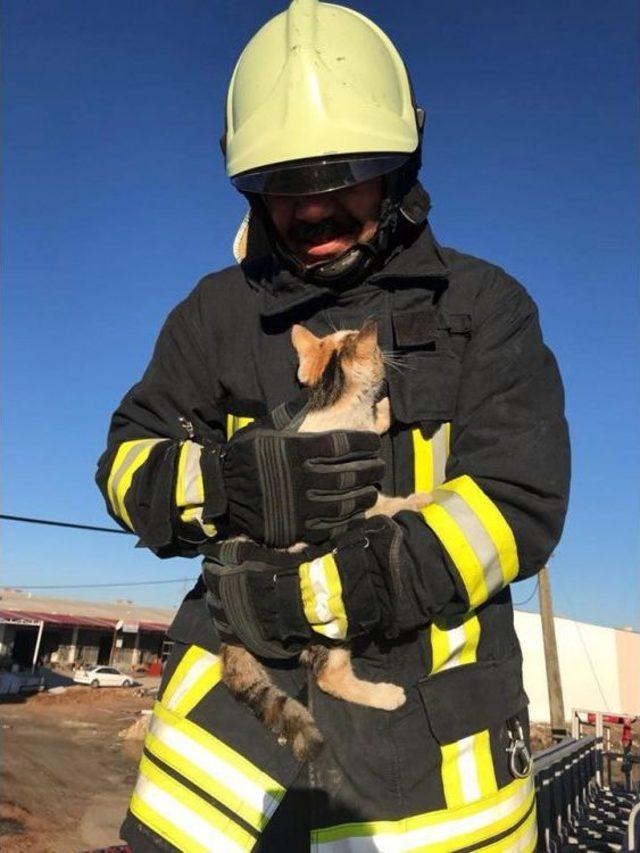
{"left": 243, "top": 218, "right": 449, "bottom": 320}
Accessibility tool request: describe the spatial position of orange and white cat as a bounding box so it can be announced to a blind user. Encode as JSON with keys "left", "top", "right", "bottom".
{"left": 219, "top": 322, "right": 432, "bottom": 760}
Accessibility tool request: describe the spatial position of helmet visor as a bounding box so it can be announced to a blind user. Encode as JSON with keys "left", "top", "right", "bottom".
{"left": 231, "top": 153, "right": 410, "bottom": 196}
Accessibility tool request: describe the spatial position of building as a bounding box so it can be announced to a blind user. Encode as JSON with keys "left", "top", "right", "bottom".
{"left": 1, "top": 588, "right": 638, "bottom": 722}
{"left": 0, "top": 589, "right": 176, "bottom": 670}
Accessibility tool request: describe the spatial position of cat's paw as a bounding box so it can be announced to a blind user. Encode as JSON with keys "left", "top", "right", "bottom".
{"left": 291, "top": 723, "right": 324, "bottom": 762}
{"left": 408, "top": 491, "right": 433, "bottom": 511}
{"left": 370, "top": 682, "right": 406, "bottom": 711}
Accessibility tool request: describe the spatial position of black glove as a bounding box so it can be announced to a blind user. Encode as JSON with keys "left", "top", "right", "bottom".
{"left": 200, "top": 516, "right": 420, "bottom": 658}
{"left": 201, "top": 398, "right": 385, "bottom": 546}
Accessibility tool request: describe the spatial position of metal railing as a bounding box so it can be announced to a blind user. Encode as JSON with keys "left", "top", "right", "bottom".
{"left": 533, "top": 732, "right": 639, "bottom": 851}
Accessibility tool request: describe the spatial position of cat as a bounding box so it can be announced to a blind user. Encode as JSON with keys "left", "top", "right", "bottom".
{"left": 219, "top": 321, "right": 432, "bottom": 761}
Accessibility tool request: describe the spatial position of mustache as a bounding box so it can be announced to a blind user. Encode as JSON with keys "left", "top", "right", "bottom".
{"left": 289, "top": 216, "right": 360, "bottom": 244}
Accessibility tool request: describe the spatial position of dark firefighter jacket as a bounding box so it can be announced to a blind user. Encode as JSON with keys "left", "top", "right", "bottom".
{"left": 96, "top": 218, "right": 570, "bottom": 852}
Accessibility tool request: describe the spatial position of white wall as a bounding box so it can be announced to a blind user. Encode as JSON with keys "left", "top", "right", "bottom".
{"left": 514, "top": 610, "right": 639, "bottom": 722}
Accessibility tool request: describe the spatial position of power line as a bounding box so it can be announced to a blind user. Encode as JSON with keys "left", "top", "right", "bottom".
{"left": 513, "top": 578, "right": 539, "bottom": 607}
{"left": 0, "top": 514, "right": 132, "bottom": 535}
{"left": 3, "top": 578, "right": 197, "bottom": 590}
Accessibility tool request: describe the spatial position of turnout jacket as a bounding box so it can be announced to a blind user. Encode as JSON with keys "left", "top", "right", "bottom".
{"left": 97, "top": 220, "right": 569, "bottom": 852}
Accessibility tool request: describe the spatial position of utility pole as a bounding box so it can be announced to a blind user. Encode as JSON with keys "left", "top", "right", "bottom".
{"left": 538, "top": 564, "right": 566, "bottom": 741}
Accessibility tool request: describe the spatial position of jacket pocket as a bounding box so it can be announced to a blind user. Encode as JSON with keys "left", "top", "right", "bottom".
{"left": 417, "top": 654, "right": 529, "bottom": 745}
{"left": 388, "top": 350, "right": 462, "bottom": 425}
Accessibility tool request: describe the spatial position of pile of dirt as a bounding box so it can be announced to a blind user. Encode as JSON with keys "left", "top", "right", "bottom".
{"left": 26, "top": 686, "right": 151, "bottom": 717}
{"left": 119, "top": 711, "right": 151, "bottom": 741}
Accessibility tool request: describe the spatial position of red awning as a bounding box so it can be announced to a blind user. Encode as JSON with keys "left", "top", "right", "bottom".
{"left": 0, "top": 609, "right": 170, "bottom": 632}
{"left": 0, "top": 609, "right": 117, "bottom": 629}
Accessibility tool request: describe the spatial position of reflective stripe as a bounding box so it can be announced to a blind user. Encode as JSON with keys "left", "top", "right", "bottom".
{"left": 226, "top": 414, "right": 255, "bottom": 440}
{"left": 421, "top": 475, "right": 519, "bottom": 608}
{"left": 481, "top": 800, "right": 537, "bottom": 852}
{"left": 106, "top": 438, "right": 166, "bottom": 529}
{"left": 430, "top": 611, "right": 489, "bottom": 810}
{"left": 411, "top": 422, "right": 451, "bottom": 494}
{"left": 299, "top": 553, "right": 348, "bottom": 640}
{"left": 430, "top": 610, "right": 481, "bottom": 674}
{"left": 176, "top": 440, "right": 205, "bottom": 506}
{"left": 441, "top": 729, "right": 497, "bottom": 809}
{"left": 145, "top": 701, "right": 285, "bottom": 833}
{"left": 131, "top": 754, "right": 255, "bottom": 852}
{"left": 310, "top": 775, "right": 534, "bottom": 853}
{"left": 161, "top": 645, "right": 222, "bottom": 717}
{"left": 180, "top": 505, "right": 217, "bottom": 537}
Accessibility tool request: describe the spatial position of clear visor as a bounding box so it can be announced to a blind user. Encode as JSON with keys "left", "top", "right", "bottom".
{"left": 231, "top": 153, "right": 410, "bottom": 196}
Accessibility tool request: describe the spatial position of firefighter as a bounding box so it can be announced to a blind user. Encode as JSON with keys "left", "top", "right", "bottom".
{"left": 97, "top": 0, "right": 570, "bottom": 849}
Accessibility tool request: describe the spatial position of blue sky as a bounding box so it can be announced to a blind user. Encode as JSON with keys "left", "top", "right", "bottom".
{"left": 2, "top": 0, "right": 638, "bottom": 628}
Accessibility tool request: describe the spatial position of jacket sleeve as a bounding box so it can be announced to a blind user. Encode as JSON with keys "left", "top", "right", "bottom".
{"left": 95, "top": 296, "right": 226, "bottom": 558}
{"left": 392, "top": 271, "right": 570, "bottom": 629}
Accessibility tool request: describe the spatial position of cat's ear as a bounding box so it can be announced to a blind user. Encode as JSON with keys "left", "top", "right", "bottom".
{"left": 292, "top": 325, "right": 324, "bottom": 385}
{"left": 355, "top": 320, "right": 378, "bottom": 359}
{"left": 291, "top": 324, "right": 319, "bottom": 355}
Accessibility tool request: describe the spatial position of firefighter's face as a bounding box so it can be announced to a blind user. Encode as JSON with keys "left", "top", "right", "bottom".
{"left": 263, "top": 177, "right": 382, "bottom": 266}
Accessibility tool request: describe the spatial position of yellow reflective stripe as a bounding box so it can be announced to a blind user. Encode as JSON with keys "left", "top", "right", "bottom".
{"left": 311, "top": 775, "right": 534, "bottom": 852}
{"left": 175, "top": 440, "right": 205, "bottom": 506}
{"left": 170, "top": 660, "right": 222, "bottom": 718}
{"left": 430, "top": 610, "right": 481, "bottom": 675}
{"left": 147, "top": 701, "right": 285, "bottom": 833}
{"left": 441, "top": 730, "right": 497, "bottom": 809}
{"left": 421, "top": 475, "right": 519, "bottom": 607}
{"left": 474, "top": 729, "right": 499, "bottom": 799}
{"left": 106, "top": 438, "right": 165, "bottom": 529}
{"left": 160, "top": 645, "right": 221, "bottom": 716}
{"left": 180, "top": 505, "right": 217, "bottom": 537}
{"left": 299, "top": 553, "right": 348, "bottom": 640}
{"left": 175, "top": 442, "right": 217, "bottom": 535}
{"left": 412, "top": 428, "right": 434, "bottom": 493}
{"left": 411, "top": 422, "right": 451, "bottom": 494}
{"left": 481, "top": 800, "right": 537, "bottom": 852}
{"left": 133, "top": 753, "right": 255, "bottom": 851}
{"left": 441, "top": 739, "right": 465, "bottom": 808}
{"left": 458, "top": 613, "right": 481, "bottom": 666}
{"left": 440, "top": 476, "right": 518, "bottom": 586}
{"left": 423, "top": 499, "right": 489, "bottom": 605}
{"left": 226, "top": 414, "right": 255, "bottom": 440}
{"left": 130, "top": 791, "right": 208, "bottom": 853}
{"left": 161, "top": 645, "right": 207, "bottom": 706}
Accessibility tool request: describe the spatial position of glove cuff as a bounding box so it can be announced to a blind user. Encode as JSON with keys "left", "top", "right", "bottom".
{"left": 200, "top": 444, "right": 229, "bottom": 521}
{"left": 298, "top": 541, "right": 382, "bottom": 642}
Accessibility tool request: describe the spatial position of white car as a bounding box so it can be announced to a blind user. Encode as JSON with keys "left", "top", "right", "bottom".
{"left": 73, "top": 665, "right": 134, "bottom": 688}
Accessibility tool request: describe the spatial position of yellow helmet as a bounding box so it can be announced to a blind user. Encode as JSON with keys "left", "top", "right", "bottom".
{"left": 224, "top": 0, "right": 422, "bottom": 195}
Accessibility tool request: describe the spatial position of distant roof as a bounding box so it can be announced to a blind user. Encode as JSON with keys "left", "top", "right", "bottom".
{"left": 0, "top": 589, "right": 176, "bottom": 632}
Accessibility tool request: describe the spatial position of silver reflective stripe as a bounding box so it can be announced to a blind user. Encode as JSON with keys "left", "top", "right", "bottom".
{"left": 182, "top": 441, "right": 203, "bottom": 505}
{"left": 134, "top": 773, "right": 242, "bottom": 852}
{"left": 312, "top": 777, "right": 534, "bottom": 852}
{"left": 148, "top": 715, "right": 281, "bottom": 826}
{"left": 431, "top": 489, "right": 504, "bottom": 596}
{"left": 431, "top": 424, "right": 449, "bottom": 488}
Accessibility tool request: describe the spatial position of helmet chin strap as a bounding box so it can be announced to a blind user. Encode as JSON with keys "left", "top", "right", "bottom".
{"left": 247, "top": 155, "right": 430, "bottom": 289}
{"left": 253, "top": 179, "right": 411, "bottom": 289}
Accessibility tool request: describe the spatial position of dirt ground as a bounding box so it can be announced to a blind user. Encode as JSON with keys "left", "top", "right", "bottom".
{"left": 1, "top": 685, "right": 154, "bottom": 852}
{"left": 2, "top": 692, "right": 637, "bottom": 852}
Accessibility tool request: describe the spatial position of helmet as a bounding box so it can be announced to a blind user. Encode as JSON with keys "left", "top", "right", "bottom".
{"left": 223, "top": 0, "right": 426, "bottom": 282}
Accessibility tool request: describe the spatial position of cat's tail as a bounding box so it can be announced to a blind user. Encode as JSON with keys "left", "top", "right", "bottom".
{"left": 220, "top": 643, "right": 323, "bottom": 762}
